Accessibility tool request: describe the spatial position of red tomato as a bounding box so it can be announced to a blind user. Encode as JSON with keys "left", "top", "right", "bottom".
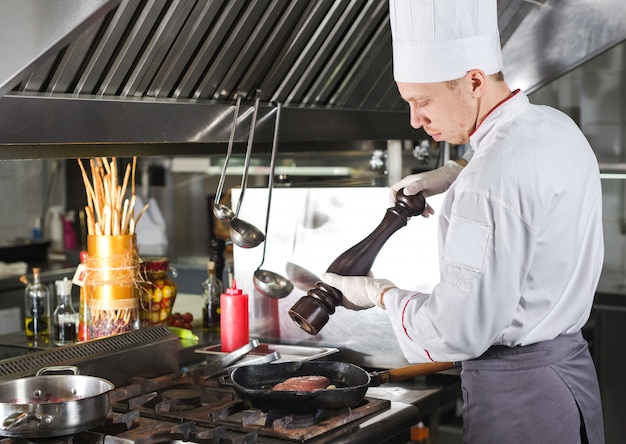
{"left": 182, "top": 312, "right": 193, "bottom": 323}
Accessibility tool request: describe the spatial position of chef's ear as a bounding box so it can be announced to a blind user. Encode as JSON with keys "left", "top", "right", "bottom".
{"left": 467, "top": 69, "right": 487, "bottom": 98}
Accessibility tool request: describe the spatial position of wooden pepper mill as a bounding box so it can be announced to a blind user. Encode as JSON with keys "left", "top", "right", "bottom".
{"left": 288, "top": 189, "right": 426, "bottom": 335}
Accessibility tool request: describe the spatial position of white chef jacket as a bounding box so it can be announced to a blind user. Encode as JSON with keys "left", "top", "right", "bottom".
{"left": 384, "top": 90, "right": 604, "bottom": 363}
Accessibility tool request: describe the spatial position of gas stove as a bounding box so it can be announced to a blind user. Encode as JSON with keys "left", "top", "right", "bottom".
{"left": 0, "top": 327, "right": 427, "bottom": 444}
{"left": 103, "top": 368, "right": 396, "bottom": 443}
{"left": 0, "top": 368, "right": 414, "bottom": 444}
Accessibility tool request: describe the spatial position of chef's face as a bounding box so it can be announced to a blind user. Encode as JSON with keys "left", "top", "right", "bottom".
{"left": 397, "top": 73, "right": 479, "bottom": 145}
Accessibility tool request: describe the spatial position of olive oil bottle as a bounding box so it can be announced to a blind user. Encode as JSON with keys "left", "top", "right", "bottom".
{"left": 24, "top": 267, "right": 51, "bottom": 340}
{"left": 202, "top": 261, "right": 222, "bottom": 331}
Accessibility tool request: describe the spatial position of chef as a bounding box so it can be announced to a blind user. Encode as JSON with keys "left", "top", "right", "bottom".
{"left": 321, "top": 0, "right": 605, "bottom": 442}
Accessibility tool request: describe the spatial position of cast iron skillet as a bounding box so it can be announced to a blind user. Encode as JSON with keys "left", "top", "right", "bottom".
{"left": 229, "top": 360, "right": 455, "bottom": 412}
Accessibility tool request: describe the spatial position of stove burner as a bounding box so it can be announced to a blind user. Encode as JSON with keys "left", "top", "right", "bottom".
{"left": 160, "top": 388, "right": 202, "bottom": 411}
{"left": 266, "top": 409, "right": 331, "bottom": 428}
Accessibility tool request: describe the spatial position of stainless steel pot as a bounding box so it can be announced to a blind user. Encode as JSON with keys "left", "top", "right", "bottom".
{"left": 0, "top": 366, "right": 114, "bottom": 438}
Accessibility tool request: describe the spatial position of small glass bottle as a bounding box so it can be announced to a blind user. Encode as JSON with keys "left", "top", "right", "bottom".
{"left": 202, "top": 261, "right": 223, "bottom": 331}
{"left": 24, "top": 267, "right": 50, "bottom": 340}
{"left": 53, "top": 277, "right": 78, "bottom": 346}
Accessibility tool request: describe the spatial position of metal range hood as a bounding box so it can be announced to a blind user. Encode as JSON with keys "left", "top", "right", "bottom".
{"left": 0, "top": 0, "right": 624, "bottom": 159}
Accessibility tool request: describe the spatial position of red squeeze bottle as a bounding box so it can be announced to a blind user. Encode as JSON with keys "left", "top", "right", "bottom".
{"left": 220, "top": 279, "right": 249, "bottom": 352}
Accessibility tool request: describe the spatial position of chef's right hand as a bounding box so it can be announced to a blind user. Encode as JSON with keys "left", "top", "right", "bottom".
{"left": 389, "top": 160, "right": 465, "bottom": 216}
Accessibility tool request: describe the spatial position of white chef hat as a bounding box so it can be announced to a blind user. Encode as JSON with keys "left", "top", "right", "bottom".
{"left": 389, "top": 0, "right": 503, "bottom": 83}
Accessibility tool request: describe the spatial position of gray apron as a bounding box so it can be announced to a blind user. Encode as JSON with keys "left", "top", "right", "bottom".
{"left": 461, "top": 331, "right": 604, "bottom": 444}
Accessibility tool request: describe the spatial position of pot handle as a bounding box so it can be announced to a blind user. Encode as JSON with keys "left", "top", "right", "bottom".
{"left": 369, "top": 361, "right": 457, "bottom": 386}
{"left": 36, "top": 366, "right": 80, "bottom": 377}
{"left": 2, "top": 412, "right": 53, "bottom": 430}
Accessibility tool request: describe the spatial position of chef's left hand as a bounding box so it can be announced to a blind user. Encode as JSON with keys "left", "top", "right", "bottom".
{"left": 320, "top": 272, "right": 396, "bottom": 310}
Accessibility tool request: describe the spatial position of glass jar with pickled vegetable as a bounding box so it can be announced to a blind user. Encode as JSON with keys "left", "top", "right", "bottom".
{"left": 140, "top": 257, "right": 177, "bottom": 327}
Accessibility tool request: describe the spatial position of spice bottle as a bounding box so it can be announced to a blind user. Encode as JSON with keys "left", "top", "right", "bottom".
{"left": 53, "top": 277, "right": 78, "bottom": 346}
{"left": 24, "top": 267, "right": 50, "bottom": 340}
{"left": 220, "top": 279, "right": 248, "bottom": 352}
{"left": 202, "top": 261, "right": 223, "bottom": 331}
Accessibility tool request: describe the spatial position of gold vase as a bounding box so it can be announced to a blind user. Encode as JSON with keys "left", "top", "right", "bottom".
{"left": 85, "top": 234, "right": 140, "bottom": 338}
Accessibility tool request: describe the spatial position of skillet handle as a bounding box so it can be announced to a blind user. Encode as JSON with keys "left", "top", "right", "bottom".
{"left": 370, "top": 361, "right": 457, "bottom": 386}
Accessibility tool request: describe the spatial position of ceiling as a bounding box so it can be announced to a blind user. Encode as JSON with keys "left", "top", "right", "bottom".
{"left": 0, "top": 0, "right": 624, "bottom": 159}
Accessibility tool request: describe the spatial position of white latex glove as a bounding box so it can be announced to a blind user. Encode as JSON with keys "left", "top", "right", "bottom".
{"left": 320, "top": 272, "right": 396, "bottom": 310}
{"left": 389, "top": 160, "right": 464, "bottom": 216}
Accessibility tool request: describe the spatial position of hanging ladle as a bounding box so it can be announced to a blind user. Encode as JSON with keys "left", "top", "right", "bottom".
{"left": 253, "top": 104, "right": 295, "bottom": 299}
{"left": 213, "top": 94, "right": 242, "bottom": 221}
{"left": 229, "top": 94, "right": 265, "bottom": 249}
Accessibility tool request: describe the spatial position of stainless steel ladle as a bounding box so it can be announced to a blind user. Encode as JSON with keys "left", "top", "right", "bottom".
{"left": 253, "top": 104, "right": 294, "bottom": 299}
{"left": 213, "top": 94, "right": 242, "bottom": 221}
{"left": 229, "top": 94, "right": 265, "bottom": 249}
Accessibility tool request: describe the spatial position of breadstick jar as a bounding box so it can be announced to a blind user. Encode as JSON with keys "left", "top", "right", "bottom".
{"left": 77, "top": 156, "right": 147, "bottom": 339}
{"left": 85, "top": 234, "right": 140, "bottom": 338}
